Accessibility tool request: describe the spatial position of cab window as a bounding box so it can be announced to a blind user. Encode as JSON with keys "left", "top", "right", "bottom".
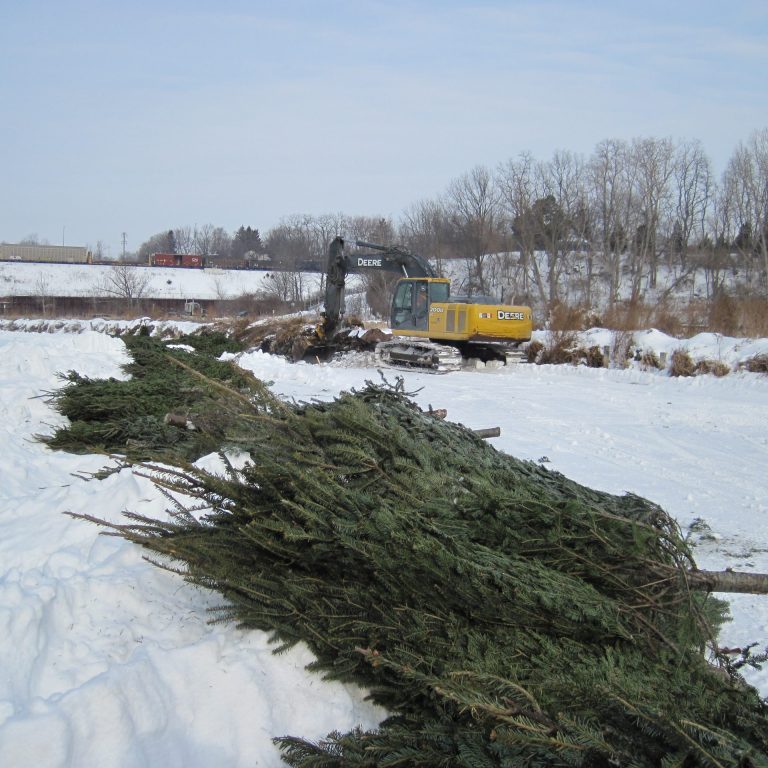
{"left": 392, "top": 282, "right": 413, "bottom": 327}
{"left": 429, "top": 282, "right": 449, "bottom": 303}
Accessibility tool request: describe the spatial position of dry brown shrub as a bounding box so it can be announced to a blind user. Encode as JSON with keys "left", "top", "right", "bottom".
{"left": 547, "top": 303, "right": 588, "bottom": 331}
{"left": 739, "top": 298, "right": 768, "bottom": 337}
{"left": 678, "top": 301, "right": 709, "bottom": 335}
{"left": 582, "top": 346, "right": 605, "bottom": 368}
{"left": 609, "top": 330, "right": 635, "bottom": 368}
{"left": 344, "top": 313, "right": 366, "bottom": 328}
{"left": 525, "top": 340, "right": 544, "bottom": 363}
{"left": 600, "top": 301, "right": 678, "bottom": 334}
{"left": 744, "top": 354, "right": 768, "bottom": 374}
{"left": 234, "top": 316, "right": 307, "bottom": 351}
{"left": 708, "top": 295, "right": 740, "bottom": 336}
{"left": 650, "top": 306, "right": 684, "bottom": 337}
{"left": 537, "top": 330, "right": 581, "bottom": 365}
{"left": 669, "top": 348, "right": 695, "bottom": 377}
{"left": 672, "top": 295, "right": 768, "bottom": 338}
{"left": 524, "top": 295, "right": 764, "bottom": 349}
{"left": 640, "top": 350, "right": 662, "bottom": 371}
{"left": 694, "top": 359, "right": 731, "bottom": 377}
{"left": 601, "top": 302, "right": 640, "bottom": 332}
{"left": 582, "top": 310, "right": 603, "bottom": 328}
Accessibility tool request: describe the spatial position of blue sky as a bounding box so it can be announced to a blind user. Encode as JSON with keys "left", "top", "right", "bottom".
{"left": 1, "top": 0, "right": 766, "bottom": 257}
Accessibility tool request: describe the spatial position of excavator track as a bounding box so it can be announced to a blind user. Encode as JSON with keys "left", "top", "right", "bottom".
{"left": 375, "top": 339, "right": 464, "bottom": 373}
{"left": 503, "top": 348, "right": 526, "bottom": 364}
{"left": 375, "top": 339, "right": 528, "bottom": 372}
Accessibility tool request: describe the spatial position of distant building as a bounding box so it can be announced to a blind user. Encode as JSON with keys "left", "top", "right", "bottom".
{"left": 0, "top": 243, "right": 91, "bottom": 264}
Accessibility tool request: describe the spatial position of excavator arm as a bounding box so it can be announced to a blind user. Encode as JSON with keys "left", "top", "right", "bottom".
{"left": 322, "top": 236, "right": 435, "bottom": 336}
{"left": 322, "top": 237, "right": 348, "bottom": 337}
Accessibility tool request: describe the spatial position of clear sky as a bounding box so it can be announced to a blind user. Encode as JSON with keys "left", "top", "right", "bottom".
{"left": 1, "top": 0, "right": 766, "bottom": 257}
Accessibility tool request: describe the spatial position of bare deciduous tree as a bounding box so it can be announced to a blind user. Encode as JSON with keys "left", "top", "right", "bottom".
{"left": 536, "top": 149, "right": 588, "bottom": 307}
{"left": 629, "top": 137, "right": 675, "bottom": 296}
{"left": 19, "top": 234, "right": 46, "bottom": 245}
{"left": 264, "top": 216, "right": 318, "bottom": 305}
{"left": 35, "top": 274, "right": 52, "bottom": 316}
{"left": 498, "top": 152, "right": 540, "bottom": 302}
{"left": 444, "top": 165, "right": 503, "bottom": 295}
{"left": 589, "top": 139, "right": 640, "bottom": 306}
{"left": 311, "top": 213, "right": 347, "bottom": 261}
{"left": 723, "top": 128, "right": 768, "bottom": 293}
{"left": 137, "top": 230, "right": 176, "bottom": 264}
{"left": 701, "top": 188, "right": 733, "bottom": 299}
{"left": 672, "top": 139, "right": 712, "bottom": 271}
{"left": 399, "top": 198, "right": 452, "bottom": 275}
{"left": 261, "top": 271, "right": 294, "bottom": 304}
{"left": 102, "top": 264, "right": 151, "bottom": 309}
{"left": 191, "top": 224, "right": 230, "bottom": 259}
{"left": 173, "top": 226, "right": 195, "bottom": 255}
{"left": 498, "top": 152, "right": 587, "bottom": 308}
{"left": 343, "top": 215, "right": 396, "bottom": 245}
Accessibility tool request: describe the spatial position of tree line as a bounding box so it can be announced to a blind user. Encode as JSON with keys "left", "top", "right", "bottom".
{"left": 136, "top": 129, "right": 768, "bottom": 316}
{"left": 397, "top": 130, "right": 768, "bottom": 311}
{"left": 136, "top": 225, "right": 265, "bottom": 266}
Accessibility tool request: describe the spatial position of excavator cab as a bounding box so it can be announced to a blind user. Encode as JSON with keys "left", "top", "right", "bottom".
{"left": 391, "top": 278, "right": 450, "bottom": 333}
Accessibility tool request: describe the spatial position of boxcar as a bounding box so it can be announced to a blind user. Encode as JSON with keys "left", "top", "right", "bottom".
{"left": 0, "top": 244, "right": 91, "bottom": 264}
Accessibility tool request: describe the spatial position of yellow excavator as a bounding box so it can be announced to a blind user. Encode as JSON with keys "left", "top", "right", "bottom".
{"left": 321, "top": 237, "right": 532, "bottom": 371}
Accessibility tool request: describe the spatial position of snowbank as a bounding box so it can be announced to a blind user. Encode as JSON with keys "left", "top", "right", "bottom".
{"left": 533, "top": 326, "right": 768, "bottom": 371}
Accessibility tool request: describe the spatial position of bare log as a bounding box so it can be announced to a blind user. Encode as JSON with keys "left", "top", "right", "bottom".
{"left": 473, "top": 427, "right": 501, "bottom": 439}
{"left": 687, "top": 569, "right": 768, "bottom": 595}
{"left": 164, "top": 412, "right": 190, "bottom": 428}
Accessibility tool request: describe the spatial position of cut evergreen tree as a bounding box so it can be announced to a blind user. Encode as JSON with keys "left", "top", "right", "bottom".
{"left": 46, "top": 334, "right": 768, "bottom": 767}
{"left": 42, "top": 328, "right": 268, "bottom": 461}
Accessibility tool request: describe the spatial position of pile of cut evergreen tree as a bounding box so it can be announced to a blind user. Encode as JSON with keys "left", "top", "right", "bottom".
{"left": 47, "top": 333, "right": 768, "bottom": 766}
{"left": 43, "top": 328, "right": 270, "bottom": 461}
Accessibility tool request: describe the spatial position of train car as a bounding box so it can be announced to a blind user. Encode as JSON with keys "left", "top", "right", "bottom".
{"left": 150, "top": 253, "right": 178, "bottom": 267}
{"left": 0, "top": 244, "right": 91, "bottom": 264}
{"left": 204, "top": 255, "right": 248, "bottom": 270}
{"left": 149, "top": 252, "right": 204, "bottom": 268}
{"left": 180, "top": 254, "right": 203, "bottom": 268}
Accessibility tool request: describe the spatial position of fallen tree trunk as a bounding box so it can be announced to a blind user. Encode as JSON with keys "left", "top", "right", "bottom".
{"left": 471, "top": 426, "right": 501, "bottom": 439}
{"left": 689, "top": 569, "right": 768, "bottom": 594}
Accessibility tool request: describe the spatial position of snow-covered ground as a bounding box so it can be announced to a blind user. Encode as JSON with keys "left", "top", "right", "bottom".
{"left": 0, "top": 261, "right": 320, "bottom": 301}
{"left": 1, "top": 321, "right": 767, "bottom": 767}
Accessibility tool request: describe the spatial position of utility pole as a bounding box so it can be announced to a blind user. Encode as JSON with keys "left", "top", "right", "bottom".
{"left": 121, "top": 232, "right": 127, "bottom": 260}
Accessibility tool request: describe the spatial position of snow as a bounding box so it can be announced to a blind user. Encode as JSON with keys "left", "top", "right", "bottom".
{"left": 531, "top": 326, "right": 768, "bottom": 371}
{"left": 0, "top": 328, "right": 384, "bottom": 767}
{"left": 1, "top": 320, "right": 768, "bottom": 767}
{"left": 0, "top": 261, "right": 321, "bottom": 301}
